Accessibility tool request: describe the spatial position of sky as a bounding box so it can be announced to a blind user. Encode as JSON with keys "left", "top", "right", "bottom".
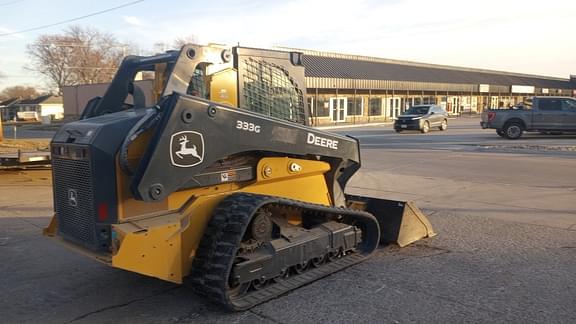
{"left": 0, "top": 0, "right": 575, "bottom": 92}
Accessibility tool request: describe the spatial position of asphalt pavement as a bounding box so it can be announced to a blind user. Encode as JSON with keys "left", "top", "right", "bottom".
{"left": 1, "top": 117, "right": 575, "bottom": 323}
{"left": 338, "top": 118, "right": 576, "bottom": 229}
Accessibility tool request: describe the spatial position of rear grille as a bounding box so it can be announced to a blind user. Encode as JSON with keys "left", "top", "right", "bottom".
{"left": 52, "top": 156, "right": 96, "bottom": 247}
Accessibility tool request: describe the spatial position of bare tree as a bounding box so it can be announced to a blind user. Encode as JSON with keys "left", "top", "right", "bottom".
{"left": 0, "top": 85, "right": 41, "bottom": 101}
{"left": 27, "top": 26, "right": 126, "bottom": 95}
{"left": 172, "top": 35, "right": 199, "bottom": 49}
{"left": 152, "top": 42, "right": 169, "bottom": 54}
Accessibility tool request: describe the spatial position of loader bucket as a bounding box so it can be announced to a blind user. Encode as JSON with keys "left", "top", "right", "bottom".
{"left": 346, "top": 195, "right": 436, "bottom": 247}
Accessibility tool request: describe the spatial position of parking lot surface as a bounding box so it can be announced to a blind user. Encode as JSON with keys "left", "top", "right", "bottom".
{"left": 1, "top": 117, "right": 575, "bottom": 323}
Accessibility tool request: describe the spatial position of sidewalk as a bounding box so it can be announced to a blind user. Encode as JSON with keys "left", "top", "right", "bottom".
{"left": 315, "top": 121, "right": 392, "bottom": 130}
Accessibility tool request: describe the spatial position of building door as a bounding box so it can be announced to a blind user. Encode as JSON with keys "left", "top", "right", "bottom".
{"left": 448, "top": 96, "right": 460, "bottom": 115}
{"left": 387, "top": 97, "right": 401, "bottom": 119}
{"left": 471, "top": 97, "right": 478, "bottom": 112}
{"left": 330, "top": 97, "right": 347, "bottom": 122}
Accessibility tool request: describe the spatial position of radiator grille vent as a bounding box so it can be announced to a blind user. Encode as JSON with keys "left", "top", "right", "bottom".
{"left": 52, "top": 157, "right": 96, "bottom": 247}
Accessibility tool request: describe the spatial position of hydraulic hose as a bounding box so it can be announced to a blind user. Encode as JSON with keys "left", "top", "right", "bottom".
{"left": 119, "top": 104, "right": 163, "bottom": 176}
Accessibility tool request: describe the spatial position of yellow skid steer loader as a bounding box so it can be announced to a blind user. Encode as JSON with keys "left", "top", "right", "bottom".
{"left": 44, "top": 44, "right": 435, "bottom": 310}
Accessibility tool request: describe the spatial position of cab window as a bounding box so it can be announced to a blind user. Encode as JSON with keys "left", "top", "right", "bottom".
{"left": 186, "top": 63, "right": 210, "bottom": 99}
{"left": 561, "top": 99, "right": 576, "bottom": 111}
{"left": 539, "top": 99, "right": 562, "bottom": 111}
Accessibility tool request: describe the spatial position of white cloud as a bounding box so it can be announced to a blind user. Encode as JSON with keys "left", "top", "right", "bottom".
{"left": 123, "top": 16, "right": 145, "bottom": 27}
{"left": 0, "top": 26, "right": 26, "bottom": 40}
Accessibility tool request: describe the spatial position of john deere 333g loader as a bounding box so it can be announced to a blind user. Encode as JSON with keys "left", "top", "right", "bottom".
{"left": 44, "top": 44, "right": 435, "bottom": 310}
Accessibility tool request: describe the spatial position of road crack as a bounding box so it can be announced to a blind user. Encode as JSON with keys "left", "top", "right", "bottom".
{"left": 66, "top": 286, "right": 180, "bottom": 323}
{"left": 374, "top": 283, "right": 537, "bottom": 323}
{"left": 15, "top": 216, "right": 46, "bottom": 229}
{"left": 249, "top": 309, "right": 286, "bottom": 324}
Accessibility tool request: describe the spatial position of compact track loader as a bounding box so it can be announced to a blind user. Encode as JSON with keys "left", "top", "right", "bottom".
{"left": 44, "top": 44, "right": 436, "bottom": 310}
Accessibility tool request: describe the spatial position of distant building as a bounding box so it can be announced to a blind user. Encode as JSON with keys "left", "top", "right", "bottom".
{"left": 0, "top": 95, "right": 64, "bottom": 122}
{"left": 0, "top": 98, "right": 20, "bottom": 121}
{"left": 298, "top": 48, "right": 576, "bottom": 125}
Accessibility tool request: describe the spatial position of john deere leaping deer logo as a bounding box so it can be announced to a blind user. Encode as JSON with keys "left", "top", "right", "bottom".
{"left": 170, "top": 131, "right": 205, "bottom": 167}
{"left": 175, "top": 135, "right": 202, "bottom": 159}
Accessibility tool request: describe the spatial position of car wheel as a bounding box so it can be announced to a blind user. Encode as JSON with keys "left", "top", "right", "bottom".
{"left": 496, "top": 129, "right": 506, "bottom": 137}
{"left": 421, "top": 121, "right": 430, "bottom": 133}
{"left": 439, "top": 119, "right": 448, "bottom": 131}
{"left": 395, "top": 129, "right": 403, "bottom": 133}
{"left": 503, "top": 122, "right": 523, "bottom": 140}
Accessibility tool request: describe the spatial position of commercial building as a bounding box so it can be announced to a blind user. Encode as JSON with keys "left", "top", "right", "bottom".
{"left": 298, "top": 48, "right": 576, "bottom": 125}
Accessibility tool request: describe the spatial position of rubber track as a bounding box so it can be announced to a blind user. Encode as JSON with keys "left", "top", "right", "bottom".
{"left": 188, "top": 192, "right": 380, "bottom": 311}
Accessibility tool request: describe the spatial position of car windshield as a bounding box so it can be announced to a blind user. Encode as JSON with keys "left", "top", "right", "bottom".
{"left": 403, "top": 106, "right": 430, "bottom": 115}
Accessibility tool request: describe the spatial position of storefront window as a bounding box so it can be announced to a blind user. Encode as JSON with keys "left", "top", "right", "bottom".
{"left": 314, "top": 96, "right": 330, "bottom": 117}
{"left": 347, "top": 97, "right": 363, "bottom": 116}
{"left": 369, "top": 98, "right": 382, "bottom": 116}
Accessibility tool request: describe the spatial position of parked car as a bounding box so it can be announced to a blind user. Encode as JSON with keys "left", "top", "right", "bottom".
{"left": 480, "top": 96, "right": 576, "bottom": 139}
{"left": 394, "top": 105, "right": 448, "bottom": 133}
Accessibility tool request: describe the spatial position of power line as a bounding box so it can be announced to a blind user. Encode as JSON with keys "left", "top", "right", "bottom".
{"left": 0, "top": 0, "right": 145, "bottom": 37}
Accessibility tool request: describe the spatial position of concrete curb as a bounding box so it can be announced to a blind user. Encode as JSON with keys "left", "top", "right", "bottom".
{"left": 315, "top": 122, "right": 392, "bottom": 130}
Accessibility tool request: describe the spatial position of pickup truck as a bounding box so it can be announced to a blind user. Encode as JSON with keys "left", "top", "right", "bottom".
{"left": 480, "top": 96, "right": 576, "bottom": 139}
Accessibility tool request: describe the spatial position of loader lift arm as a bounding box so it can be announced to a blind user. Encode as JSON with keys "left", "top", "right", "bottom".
{"left": 130, "top": 93, "right": 361, "bottom": 206}
{"left": 82, "top": 51, "right": 179, "bottom": 119}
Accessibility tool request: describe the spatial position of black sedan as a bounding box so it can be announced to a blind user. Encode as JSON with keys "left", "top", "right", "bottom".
{"left": 394, "top": 105, "right": 448, "bottom": 133}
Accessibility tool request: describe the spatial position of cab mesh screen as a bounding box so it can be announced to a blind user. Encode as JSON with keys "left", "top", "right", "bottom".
{"left": 242, "top": 58, "right": 305, "bottom": 124}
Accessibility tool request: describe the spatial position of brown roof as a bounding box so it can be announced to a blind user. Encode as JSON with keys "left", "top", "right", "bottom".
{"left": 19, "top": 95, "right": 62, "bottom": 105}
{"left": 0, "top": 98, "right": 20, "bottom": 107}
